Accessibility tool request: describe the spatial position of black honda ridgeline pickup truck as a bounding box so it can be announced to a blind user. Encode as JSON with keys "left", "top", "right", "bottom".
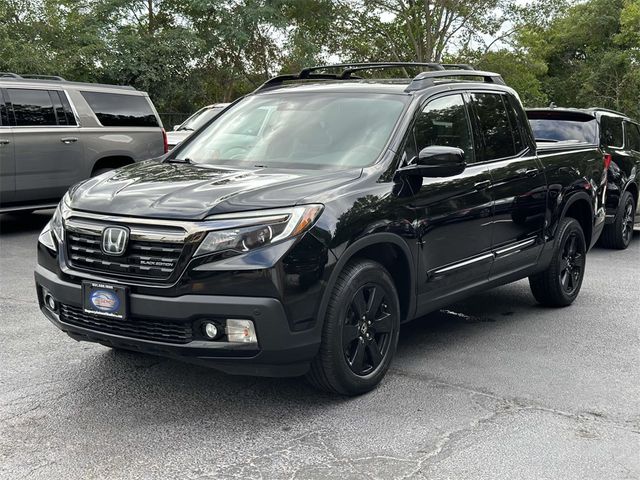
{"left": 35, "top": 63, "right": 608, "bottom": 395}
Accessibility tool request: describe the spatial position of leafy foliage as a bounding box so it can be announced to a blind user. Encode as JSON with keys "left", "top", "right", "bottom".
{"left": 0, "top": 0, "right": 638, "bottom": 119}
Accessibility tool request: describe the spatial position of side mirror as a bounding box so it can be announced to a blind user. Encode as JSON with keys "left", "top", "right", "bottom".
{"left": 399, "top": 146, "right": 466, "bottom": 178}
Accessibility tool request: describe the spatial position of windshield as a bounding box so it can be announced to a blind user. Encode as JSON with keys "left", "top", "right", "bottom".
{"left": 528, "top": 117, "right": 598, "bottom": 143}
{"left": 179, "top": 107, "right": 224, "bottom": 131}
{"left": 174, "top": 93, "right": 408, "bottom": 169}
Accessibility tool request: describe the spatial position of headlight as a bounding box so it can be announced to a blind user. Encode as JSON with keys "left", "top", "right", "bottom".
{"left": 194, "top": 204, "right": 323, "bottom": 257}
{"left": 38, "top": 193, "right": 70, "bottom": 251}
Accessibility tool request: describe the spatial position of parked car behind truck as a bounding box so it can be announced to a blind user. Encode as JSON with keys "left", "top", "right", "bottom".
{"left": 167, "top": 103, "right": 230, "bottom": 149}
{"left": 527, "top": 107, "right": 640, "bottom": 249}
{"left": 35, "top": 63, "right": 608, "bottom": 395}
{"left": 0, "top": 73, "right": 167, "bottom": 214}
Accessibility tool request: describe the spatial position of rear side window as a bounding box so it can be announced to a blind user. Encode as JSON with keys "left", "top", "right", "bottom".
{"left": 7, "top": 88, "right": 57, "bottom": 126}
{"left": 469, "top": 93, "right": 517, "bottom": 161}
{"left": 600, "top": 115, "right": 624, "bottom": 148}
{"left": 413, "top": 94, "right": 473, "bottom": 162}
{"left": 625, "top": 122, "right": 640, "bottom": 152}
{"left": 51, "top": 91, "right": 77, "bottom": 126}
{"left": 527, "top": 113, "right": 598, "bottom": 143}
{"left": 81, "top": 91, "right": 159, "bottom": 127}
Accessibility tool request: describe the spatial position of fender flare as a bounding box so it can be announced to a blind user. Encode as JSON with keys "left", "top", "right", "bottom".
{"left": 557, "top": 190, "right": 595, "bottom": 241}
{"left": 316, "top": 233, "right": 417, "bottom": 328}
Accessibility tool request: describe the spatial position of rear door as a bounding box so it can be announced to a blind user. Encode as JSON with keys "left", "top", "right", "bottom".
{"left": 7, "top": 87, "right": 84, "bottom": 202}
{"left": 407, "top": 93, "right": 494, "bottom": 307}
{"left": 467, "top": 91, "right": 546, "bottom": 279}
{"left": 0, "top": 90, "right": 15, "bottom": 204}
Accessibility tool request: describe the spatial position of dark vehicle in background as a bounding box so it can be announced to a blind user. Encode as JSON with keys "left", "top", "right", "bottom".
{"left": 528, "top": 107, "right": 640, "bottom": 249}
{"left": 167, "top": 103, "right": 230, "bottom": 149}
{"left": 0, "top": 73, "right": 167, "bottom": 214}
{"left": 35, "top": 63, "right": 608, "bottom": 395}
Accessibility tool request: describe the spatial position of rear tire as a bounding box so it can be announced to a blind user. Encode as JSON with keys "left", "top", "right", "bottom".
{"left": 529, "top": 217, "right": 586, "bottom": 307}
{"left": 600, "top": 191, "right": 636, "bottom": 250}
{"left": 306, "top": 259, "right": 400, "bottom": 395}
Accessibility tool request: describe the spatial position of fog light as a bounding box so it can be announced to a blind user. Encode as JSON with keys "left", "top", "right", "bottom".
{"left": 44, "top": 291, "right": 57, "bottom": 311}
{"left": 203, "top": 322, "right": 219, "bottom": 340}
{"left": 226, "top": 319, "right": 257, "bottom": 344}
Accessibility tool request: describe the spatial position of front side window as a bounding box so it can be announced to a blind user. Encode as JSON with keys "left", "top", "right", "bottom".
{"left": 7, "top": 88, "right": 57, "bottom": 126}
{"left": 174, "top": 93, "right": 408, "bottom": 170}
{"left": 412, "top": 94, "right": 473, "bottom": 162}
{"left": 600, "top": 115, "right": 624, "bottom": 148}
{"left": 81, "top": 91, "right": 159, "bottom": 127}
{"left": 469, "top": 93, "right": 517, "bottom": 161}
{"left": 625, "top": 122, "right": 640, "bottom": 152}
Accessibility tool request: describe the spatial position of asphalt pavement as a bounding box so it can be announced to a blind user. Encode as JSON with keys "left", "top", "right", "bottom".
{"left": 1, "top": 210, "right": 638, "bottom": 480}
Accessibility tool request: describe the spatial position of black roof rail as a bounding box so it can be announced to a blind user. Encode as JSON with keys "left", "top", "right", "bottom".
{"left": 405, "top": 69, "right": 505, "bottom": 91}
{"left": 0, "top": 72, "right": 22, "bottom": 78}
{"left": 21, "top": 74, "right": 66, "bottom": 81}
{"left": 254, "top": 62, "right": 505, "bottom": 93}
{"left": 588, "top": 107, "right": 627, "bottom": 117}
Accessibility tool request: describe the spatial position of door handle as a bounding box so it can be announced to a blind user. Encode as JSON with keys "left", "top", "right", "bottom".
{"left": 474, "top": 180, "right": 491, "bottom": 190}
{"left": 60, "top": 137, "right": 78, "bottom": 144}
{"left": 0, "top": 138, "right": 10, "bottom": 145}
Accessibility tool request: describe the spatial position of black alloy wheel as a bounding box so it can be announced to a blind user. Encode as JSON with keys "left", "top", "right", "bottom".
{"left": 307, "top": 259, "right": 400, "bottom": 395}
{"left": 529, "top": 217, "right": 586, "bottom": 307}
{"left": 600, "top": 191, "right": 636, "bottom": 249}
{"left": 621, "top": 200, "right": 635, "bottom": 246}
{"left": 558, "top": 231, "right": 585, "bottom": 296}
{"left": 342, "top": 284, "right": 394, "bottom": 376}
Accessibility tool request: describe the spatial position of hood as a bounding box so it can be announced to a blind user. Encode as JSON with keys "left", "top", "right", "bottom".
{"left": 69, "top": 160, "right": 362, "bottom": 220}
{"left": 166, "top": 130, "right": 192, "bottom": 147}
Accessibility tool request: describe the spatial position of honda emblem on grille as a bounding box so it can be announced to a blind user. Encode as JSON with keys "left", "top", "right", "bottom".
{"left": 101, "top": 227, "right": 129, "bottom": 256}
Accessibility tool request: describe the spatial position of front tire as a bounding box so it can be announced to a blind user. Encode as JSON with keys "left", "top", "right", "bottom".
{"left": 600, "top": 191, "right": 636, "bottom": 250}
{"left": 529, "top": 217, "right": 587, "bottom": 307}
{"left": 307, "top": 259, "right": 400, "bottom": 395}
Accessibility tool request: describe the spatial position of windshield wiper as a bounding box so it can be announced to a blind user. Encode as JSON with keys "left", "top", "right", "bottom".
{"left": 178, "top": 127, "right": 194, "bottom": 131}
{"left": 165, "top": 157, "right": 193, "bottom": 164}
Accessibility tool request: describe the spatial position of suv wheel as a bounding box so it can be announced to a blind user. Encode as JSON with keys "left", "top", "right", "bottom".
{"left": 529, "top": 217, "right": 586, "bottom": 307}
{"left": 307, "top": 259, "right": 400, "bottom": 395}
{"left": 600, "top": 191, "right": 636, "bottom": 250}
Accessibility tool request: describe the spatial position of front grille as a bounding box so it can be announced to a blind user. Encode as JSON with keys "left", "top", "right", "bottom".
{"left": 66, "top": 231, "right": 184, "bottom": 281}
{"left": 59, "top": 303, "right": 192, "bottom": 344}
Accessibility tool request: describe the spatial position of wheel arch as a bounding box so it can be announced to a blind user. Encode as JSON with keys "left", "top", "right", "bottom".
{"left": 560, "top": 192, "right": 594, "bottom": 245}
{"left": 91, "top": 155, "right": 135, "bottom": 175}
{"left": 317, "top": 234, "right": 416, "bottom": 328}
{"left": 624, "top": 181, "right": 638, "bottom": 210}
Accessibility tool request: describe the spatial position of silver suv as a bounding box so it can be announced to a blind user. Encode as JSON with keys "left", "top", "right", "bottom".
{"left": 0, "top": 73, "right": 166, "bottom": 213}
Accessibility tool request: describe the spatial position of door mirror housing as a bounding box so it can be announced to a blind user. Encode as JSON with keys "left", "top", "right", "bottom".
{"left": 399, "top": 146, "right": 466, "bottom": 178}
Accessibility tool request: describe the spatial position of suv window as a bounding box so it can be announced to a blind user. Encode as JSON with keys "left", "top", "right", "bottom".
{"left": 51, "top": 91, "right": 77, "bottom": 126}
{"left": 601, "top": 115, "right": 624, "bottom": 148}
{"left": 469, "top": 93, "right": 517, "bottom": 161}
{"left": 625, "top": 122, "right": 640, "bottom": 152}
{"left": 413, "top": 94, "right": 473, "bottom": 162}
{"left": 81, "top": 91, "right": 159, "bottom": 127}
{"left": 7, "top": 88, "right": 57, "bottom": 126}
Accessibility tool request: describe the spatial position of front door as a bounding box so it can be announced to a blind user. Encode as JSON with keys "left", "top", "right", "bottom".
{"left": 467, "top": 92, "right": 546, "bottom": 280}
{"left": 6, "top": 87, "right": 84, "bottom": 203}
{"left": 402, "top": 93, "right": 494, "bottom": 310}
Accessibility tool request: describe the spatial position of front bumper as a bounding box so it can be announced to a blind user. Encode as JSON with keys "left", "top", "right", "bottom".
{"left": 35, "top": 265, "right": 320, "bottom": 377}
